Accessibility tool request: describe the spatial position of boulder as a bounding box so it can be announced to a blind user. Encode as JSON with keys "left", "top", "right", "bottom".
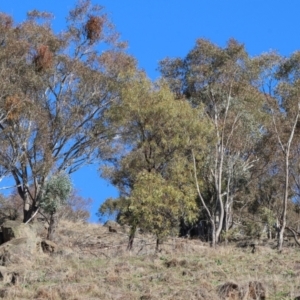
{"left": 217, "top": 282, "right": 239, "bottom": 300}
{"left": 0, "top": 220, "right": 42, "bottom": 266}
{"left": 218, "top": 281, "right": 267, "bottom": 300}
{"left": 1, "top": 220, "right": 36, "bottom": 243}
{"left": 0, "top": 237, "right": 41, "bottom": 266}
{"left": 247, "top": 281, "right": 267, "bottom": 299}
{"left": 104, "top": 220, "right": 120, "bottom": 231}
{"left": 29, "top": 221, "right": 49, "bottom": 238}
{"left": 0, "top": 266, "right": 19, "bottom": 284}
{"left": 104, "top": 220, "right": 123, "bottom": 234}
{"left": 41, "top": 239, "right": 57, "bottom": 253}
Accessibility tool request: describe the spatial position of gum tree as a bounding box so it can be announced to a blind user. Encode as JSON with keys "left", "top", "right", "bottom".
{"left": 160, "top": 39, "right": 266, "bottom": 246}
{"left": 0, "top": 1, "right": 135, "bottom": 222}
{"left": 261, "top": 52, "right": 300, "bottom": 251}
{"left": 99, "top": 75, "right": 212, "bottom": 249}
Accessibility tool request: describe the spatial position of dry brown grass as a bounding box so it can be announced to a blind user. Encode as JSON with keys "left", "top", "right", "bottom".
{"left": 0, "top": 220, "right": 299, "bottom": 299}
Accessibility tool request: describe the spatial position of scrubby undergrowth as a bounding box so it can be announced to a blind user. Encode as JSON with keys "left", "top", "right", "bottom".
{"left": 0, "top": 220, "right": 299, "bottom": 299}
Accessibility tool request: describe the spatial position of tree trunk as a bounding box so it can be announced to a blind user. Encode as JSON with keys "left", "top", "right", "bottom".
{"left": 155, "top": 237, "right": 161, "bottom": 252}
{"left": 272, "top": 105, "right": 300, "bottom": 251}
{"left": 192, "top": 150, "right": 217, "bottom": 248}
{"left": 47, "top": 212, "right": 58, "bottom": 241}
{"left": 23, "top": 206, "right": 33, "bottom": 223}
{"left": 224, "top": 168, "right": 232, "bottom": 246}
{"left": 211, "top": 219, "right": 216, "bottom": 248}
{"left": 278, "top": 156, "right": 289, "bottom": 251}
{"left": 224, "top": 204, "right": 229, "bottom": 245}
{"left": 23, "top": 190, "right": 33, "bottom": 223}
{"left": 268, "top": 226, "right": 272, "bottom": 240}
{"left": 215, "top": 185, "right": 225, "bottom": 243}
{"left": 223, "top": 196, "right": 233, "bottom": 245}
{"left": 278, "top": 227, "right": 284, "bottom": 251}
{"left": 127, "top": 227, "right": 136, "bottom": 251}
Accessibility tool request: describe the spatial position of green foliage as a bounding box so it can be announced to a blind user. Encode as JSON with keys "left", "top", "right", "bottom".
{"left": 98, "top": 197, "right": 123, "bottom": 217}
{"left": 102, "top": 75, "right": 212, "bottom": 190}
{"left": 99, "top": 75, "right": 211, "bottom": 240}
{"left": 128, "top": 171, "right": 196, "bottom": 241}
{"left": 100, "top": 168, "right": 199, "bottom": 243}
{"left": 259, "top": 207, "right": 276, "bottom": 227}
{"left": 40, "top": 173, "right": 72, "bottom": 215}
{"left": 242, "top": 220, "right": 264, "bottom": 239}
{"left": 221, "top": 227, "right": 242, "bottom": 242}
{"left": 98, "top": 196, "right": 132, "bottom": 224}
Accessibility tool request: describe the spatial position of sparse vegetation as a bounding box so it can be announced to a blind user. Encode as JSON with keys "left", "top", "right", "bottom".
{"left": 0, "top": 219, "right": 298, "bottom": 299}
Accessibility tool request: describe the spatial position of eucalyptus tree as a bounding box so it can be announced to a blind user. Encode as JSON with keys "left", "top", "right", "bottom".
{"left": 160, "top": 39, "right": 266, "bottom": 246}
{"left": 0, "top": 1, "right": 136, "bottom": 222}
{"left": 258, "top": 52, "right": 300, "bottom": 251}
{"left": 99, "top": 75, "right": 212, "bottom": 249}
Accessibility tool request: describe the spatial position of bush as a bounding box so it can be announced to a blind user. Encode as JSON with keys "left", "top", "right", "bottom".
{"left": 40, "top": 173, "right": 72, "bottom": 215}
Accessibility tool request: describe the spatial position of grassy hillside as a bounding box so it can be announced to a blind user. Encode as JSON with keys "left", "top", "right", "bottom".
{"left": 0, "top": 220, "right": 299, "bottom": 299}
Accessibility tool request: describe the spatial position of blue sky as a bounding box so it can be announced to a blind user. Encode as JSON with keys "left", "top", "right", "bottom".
{"left": 1, "top": 1, "right": 300, "bottom": 222}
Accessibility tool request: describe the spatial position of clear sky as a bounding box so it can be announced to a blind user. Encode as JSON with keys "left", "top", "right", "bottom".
{"left": 1, "top": 1, "right": 300, "bottom": 222}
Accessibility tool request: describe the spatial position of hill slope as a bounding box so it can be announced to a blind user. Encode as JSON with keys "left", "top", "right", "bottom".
{"left": 0, "top": 220, "right": 298, "bottom": 299}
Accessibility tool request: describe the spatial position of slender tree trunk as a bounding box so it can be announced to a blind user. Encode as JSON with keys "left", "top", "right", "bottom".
{"left": 273, "top": 105, "right": 300, "bottom": 251}
{"left": 155, "top": 237, "right": 161, "bottom": 252}
{"left": 224, "top": 210, "right": 229, "bottom": 246}
{"left": 214, "top": 88, "right": 233, "bottom": 244}
{"left": 224, "top": 166, "right": 234, "bottom": 245}
{"left": 223, "top": 193, "right": 233, "bottom": 245}
{"left": 224, "top": 196, "right": 229, "bottom": 245}
{"left": 275, "top": 217, "right": 280, "bottom": 240}
{"left": 192, "top": 150, "right": 218, "bottom": 248}
{"left": 278, "top": 155, "right": 289, "bottom": 251}
{"left": 215, "top": 148, "right": 226, "bottom": 243}
{"left": 215, "top": 193, "right": 224, "bottom": 243}
{"left": 127, "top": 226, "right": 136, "bottom": 251}
{"left": 268, "top": 226, "right": 272, "bottom": 240}
{"left": 48, "top": 212, "right": 58, "bottom": 241}
{"left": 211, "top": 219, "right": 216, "bottom": 248}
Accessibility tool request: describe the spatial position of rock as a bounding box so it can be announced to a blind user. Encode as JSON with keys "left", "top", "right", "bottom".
{"left": 0, "top": 289, "right": 7, "bottom": 298}
{"left": 164, "top": 258, "right": 188, "bottom": 268}
{"left": 247, "top": 281, "right": 267, "bottom": 299}
{"left": 218, "top": 282, "right": 240, "bottom": 300}
{"left": 218, "top": 280, "right": 267, "bottom": 299}
{"left": 0, "top": 266, "right": 19, "bottom": 284}
{"left": 1, "top": 220, "right": 36, "bottom": 243}
{"left": 0, "top": 221, "right": 42, "bottom": 266}
{"left": 108, "top": 226, "right": 117, "bottom": 233}
{"left": 0, "top": 237, "right": 41, "bottom": 266}
{"left": 104, "top": 220, "right": 120, "bottom": 232}
{"left": 41, "top": 239, "right": 57, "bottom": 253}
{"left": 29, "top": 221, "right": 48, "bottom": 238}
